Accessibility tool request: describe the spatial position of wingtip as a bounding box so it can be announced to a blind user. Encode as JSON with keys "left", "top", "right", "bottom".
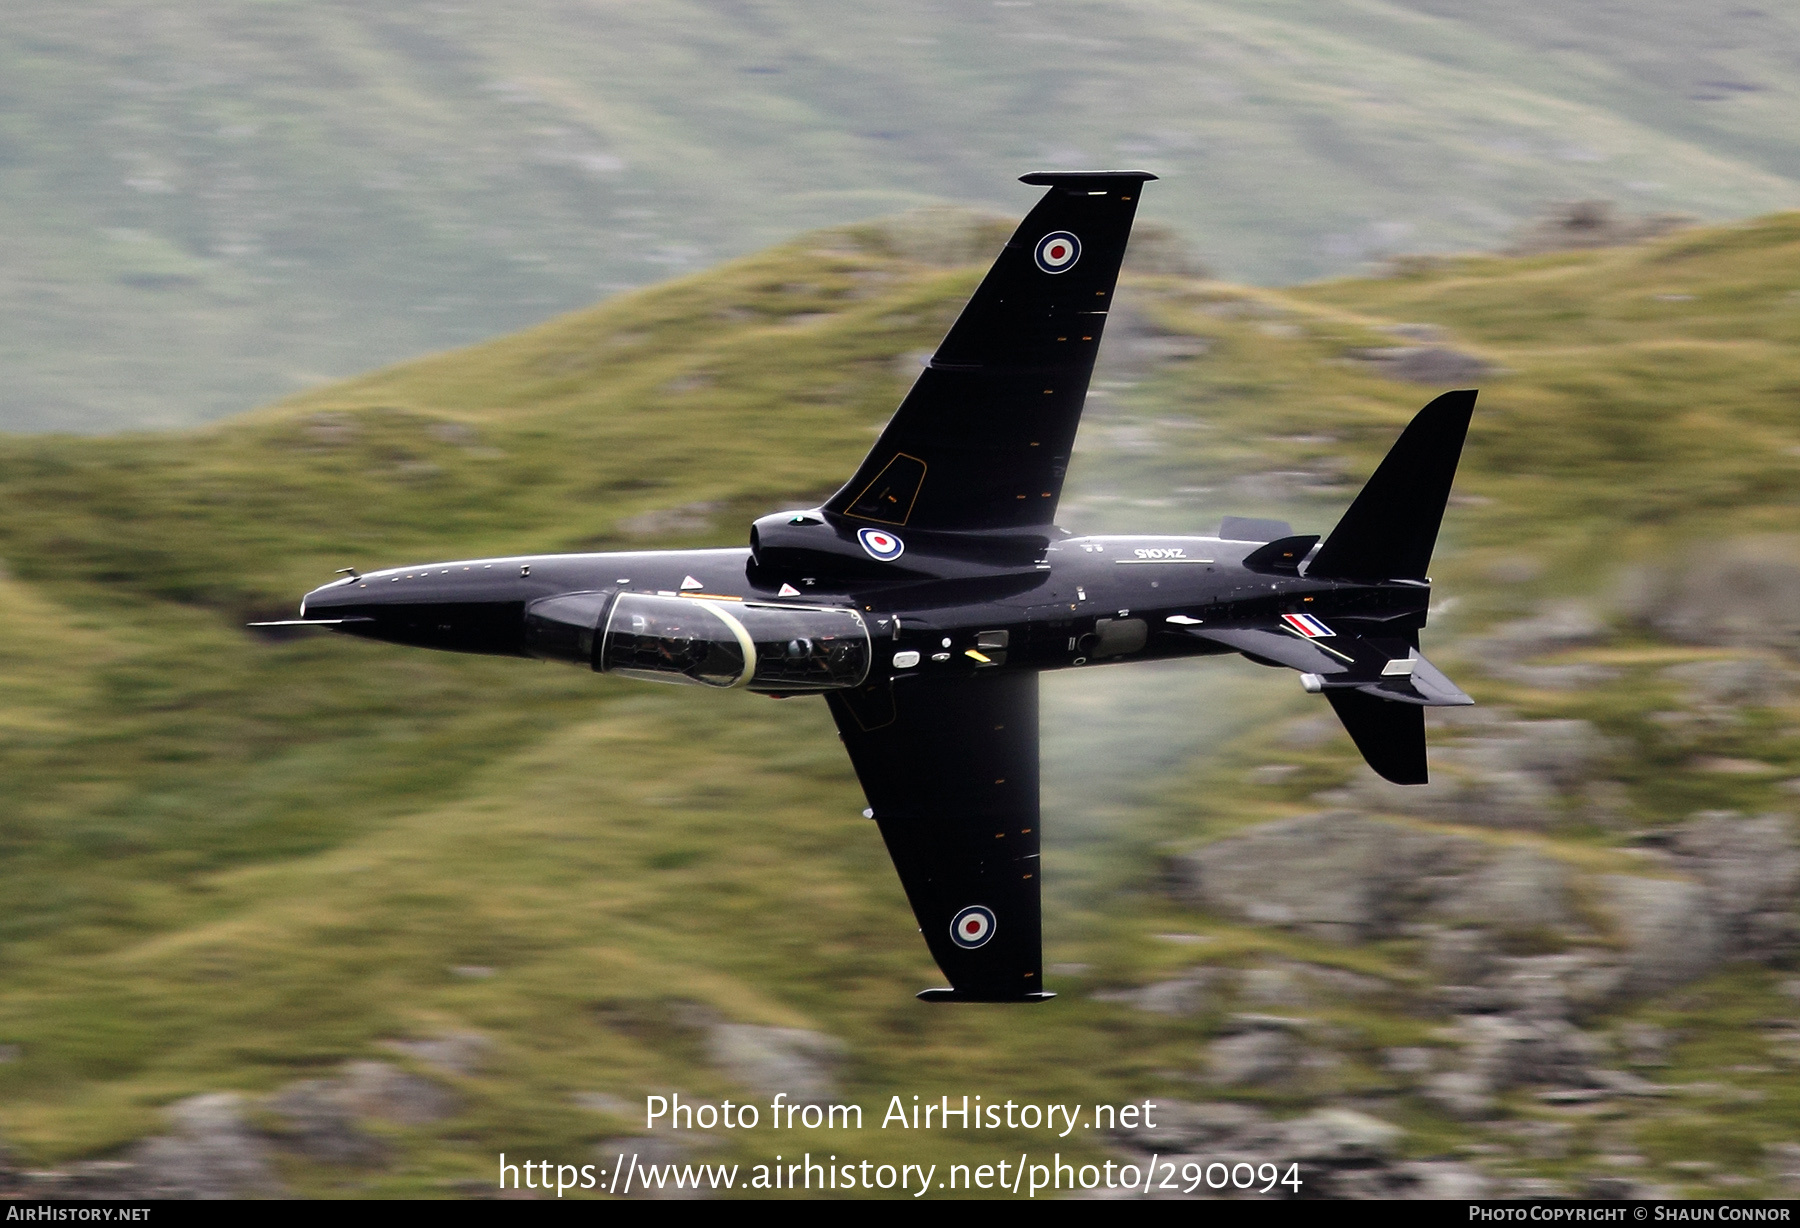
{"left": 1018, "top": 169, "right": 1158, "bottom": 185}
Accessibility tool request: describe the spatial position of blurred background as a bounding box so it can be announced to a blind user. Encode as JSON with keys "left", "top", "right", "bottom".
{"left": 2, "top": 0, "right": 1800, "bottom": 1201}
{"left": 6, "top": 0, "right": 1800, "bottom": 433}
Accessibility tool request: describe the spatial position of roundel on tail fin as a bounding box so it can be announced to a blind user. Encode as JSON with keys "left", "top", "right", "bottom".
{"left": 1033, "top": 231, "right": 1081, "bottom": 274}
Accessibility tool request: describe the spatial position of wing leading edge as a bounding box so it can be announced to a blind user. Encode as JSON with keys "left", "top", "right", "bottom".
{"left": 826, "top": 674, "right": 1048, "bottom": 1002}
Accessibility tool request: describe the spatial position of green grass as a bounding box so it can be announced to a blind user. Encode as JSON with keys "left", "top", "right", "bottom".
{"left": 1, "top": 211, "right": 1799, "bottom": 1194}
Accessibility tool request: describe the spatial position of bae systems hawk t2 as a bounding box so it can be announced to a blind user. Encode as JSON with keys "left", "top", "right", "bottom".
{"left": 267, "top": 172, "right": 1477, "bottom": 1003}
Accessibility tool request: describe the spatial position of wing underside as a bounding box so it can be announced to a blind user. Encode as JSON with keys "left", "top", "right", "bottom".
{"left": 826, "top": 673, "right": 1046, "bottom": 1001}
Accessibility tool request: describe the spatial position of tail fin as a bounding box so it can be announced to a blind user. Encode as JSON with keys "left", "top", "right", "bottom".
{"left": 1327, "top": 689, "right": 1427, "bottom": 784}
{"left": 1307, "top": 390, "right": 1477, "bottom": 582}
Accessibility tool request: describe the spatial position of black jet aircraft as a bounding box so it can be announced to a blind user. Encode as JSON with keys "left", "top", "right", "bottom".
{"left": 271, "top": 171, "right": 1477, "bottom": 1003}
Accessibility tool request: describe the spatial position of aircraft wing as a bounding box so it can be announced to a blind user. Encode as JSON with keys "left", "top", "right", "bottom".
{"left": 826, "top": 673, "right": 1048, "bottom": 1002}
{"left": 825, "top": 170, "right": 1156, "bottom": 534}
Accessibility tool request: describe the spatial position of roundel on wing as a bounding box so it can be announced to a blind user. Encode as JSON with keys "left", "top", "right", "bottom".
{"left": 949, "top": 904, "right": 997, "bottom": 949}
{"left": 857, "top": 527, "right": 905, "bottom": 561}
{"left": 1033, "top": 231, "right": 1081, "bottom": 274}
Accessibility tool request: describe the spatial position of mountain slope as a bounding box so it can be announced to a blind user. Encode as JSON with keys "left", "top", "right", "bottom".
{"left": 5, "top": 0, "right": 1800, "bottom": 430}
{"left": 0, "top": 212, "right": 1798, "bottom": 1195}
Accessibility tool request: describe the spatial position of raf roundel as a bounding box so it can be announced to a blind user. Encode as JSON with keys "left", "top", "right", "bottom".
{"left": 1033, "top": 231, "right": 1081, "bottom": 274}
{"left": 857, "top": 527, "right": 905, "bottom": 561}
{"left": 949, "top": 905, "right": 997, "bottom": 949}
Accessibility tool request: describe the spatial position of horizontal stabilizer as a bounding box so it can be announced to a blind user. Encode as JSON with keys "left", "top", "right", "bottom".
{"left": 1177, "top": 623, "right": 1469, "bottom": 708}
{"left": 1327, "top": 689, "right": 1427, "bottom": 784}
{"left": 1188, "top": 625, "right": 1350, "bottom": 675}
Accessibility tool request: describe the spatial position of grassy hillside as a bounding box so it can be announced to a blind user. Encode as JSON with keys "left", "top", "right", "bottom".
{"left": 7, "top": 0, "right": 1800, "bottom": 431}
{"left": 1, "top": 211, "right": 1799, "bottom": 1196}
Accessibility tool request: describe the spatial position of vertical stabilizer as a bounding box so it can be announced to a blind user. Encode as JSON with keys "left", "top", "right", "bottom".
{"left": 1307, "top": 390, "right": 1477, "bottom": 582}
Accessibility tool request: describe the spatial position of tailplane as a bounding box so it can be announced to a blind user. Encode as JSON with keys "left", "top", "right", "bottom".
{"left": 1326, "top": 690, "right": 1427, "bottom": 785}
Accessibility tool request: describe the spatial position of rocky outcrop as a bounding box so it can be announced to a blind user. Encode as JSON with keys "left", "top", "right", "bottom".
{"left": 1622, "top": 538, "right": 1800, "bottom": 656}
{"left": 1348, "top": 346, "right": 1491, "bottom": 385}
{"left": 1665, "top": 811, "right": 1800, "bottom": 961}
{"left": 1433, "top": 848, "right": 1572, "bottom": 932}
{"left": 262, "top": 1059, "right": 457, "bottom": 1165}
{"left": 1169, "top": 813, "right": 1482, "bottom": 942}
{"left": 1350, "top": 719, "right": 1615, "bottom": 829}
{"left": 1106, "top": 1101, "right": 1487, "bottom": 1199}
{"left": 1504, "top": 200, "right": 1692, "bottom": 255}
{"left": 1172, "top": 806, "right": 1799, "bottom": 1021}
{"left": 20, "top": 1094, "right": 281, "bottom": 1199}
{"left": 1092, "top": 969, "right": 1215, "bottom": 1016}
{"left": 706, "top": 1025, "right": 846, "bottom": 1105}
{"left": 1421, "top": 1015, "right": 1608, "bottom": 1119}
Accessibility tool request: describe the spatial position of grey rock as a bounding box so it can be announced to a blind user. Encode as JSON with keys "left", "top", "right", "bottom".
{"left": 1767, "top": 1142, "right": 1800, "bottom": 1196}
{"left": 594, "top": 1135, "right": 714, "bottom": 1201}
{"left": 1447, "top": 1013, "right": 1605, "bottom": 1096}
{"left": 1280, "top": 1108, "right": 1400, "bottom": 1162}
{"left": 1382, "top": 1047, "right": 1435, "bottom": 1076}
{"left": 1668, "top": 811, "right": 1800, "bottom": 960}
{"left": 1619, "top": 1021, "right": 1673, "bottom": 1066}
{"left": 1422, "top": 1069, "right": 1496, "bottom": 1119}
{"left": 1424, "top": 927, "right": 1499, "bottom": 984}
{"left": 1354, "top": 718, "right": 1610, "bottom": 828}
{"left": 1113, "top": 1100, "right": 1278, "bottom": 1154}
{"left": 123, "top": 1093, "right": 280, "bottom": 1199}
{"left": 1093, "top": 970, "right": 1213, "bottom": 1016}
{"left": 1240, "top": 967, "right": 1308, "bottom": 1007}
{"left": 1582, "top": 1175, "right": 1675, "bottom": 1199}
{"left": 1171, "top": 812, "right": 1482, "bottom": 941}
{"left": 339, "top": 1060, "right": 458, "bottom": 1125}
{"left": 1486, "top": 953, "right": 1626, "bottom": 1021}
{"left": 262, "top": 1058, "right": 458, "bottom": 1163}
{"left": 1490, "top": 663, "right": 1622, "bottom": 690}
{"left": 572, "top": 1092, "right": 634, "bottom": 1116}
{"left": 1109, "top": 1101, "right": 1450, "bottom": 1201}
{"left": 1206, "top": 1028, "right": 1301, "bottom": 1087}
{"left": 1434, "top": 848, "right": 1572, "bottom": 931}
{"left": 1664, "top": 658, "right": 1794, "bottom": 708}
{"left": 706, "top": 1025, "right": 845, "bottom": 1105}
{"left": 1497, "top": 1119, "right": 1574, "bottom": 1160}
{"left": 383, "top": 1030, "right": 492, "bottom": 1076}
{"left": 1506, "top": 200, "right": 1692, "bottom": 255}
{"left": 1604, "top": 874, "right": 1726, "bottom": 995}
{"left": 1469, "top": 720, "right": 1610, "bottom": 792}
{"left": 1626, "top": 539, "right": 1800, "bottom": 655}
{"left": 1349, "top": 345, "right": 1491, "bottom": 384}
{"left": 1386, "top": 1161, "right": 1491, "bottom": 1200}
{"left": 264, "top": 1080, "right": 386, "bottom": 1166}
{"left": 1279, "top": 714, "right": 1339, "bottom": 748}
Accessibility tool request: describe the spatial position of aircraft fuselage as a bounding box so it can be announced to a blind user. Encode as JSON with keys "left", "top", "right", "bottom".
{"left": 298, "top": 529, "right": 1428, "bottom": 689}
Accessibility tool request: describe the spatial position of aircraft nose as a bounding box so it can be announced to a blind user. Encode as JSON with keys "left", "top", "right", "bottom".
{"left": 301, "top": 574, "right": 364, "bottom": 616}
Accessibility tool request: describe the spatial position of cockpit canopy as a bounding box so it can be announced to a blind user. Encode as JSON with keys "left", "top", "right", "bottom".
{"left": 526, "top": 591, "right": 870, "bottom": 692}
